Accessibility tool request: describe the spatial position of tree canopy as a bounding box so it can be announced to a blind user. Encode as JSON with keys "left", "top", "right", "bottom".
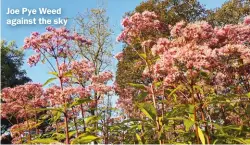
{"left": 1, "top": 40, "right": 31, "bottom": 89}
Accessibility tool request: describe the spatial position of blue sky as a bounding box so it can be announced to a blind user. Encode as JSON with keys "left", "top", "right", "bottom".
{"left": 1, "top": 0, "right": 227, "bottom": 84}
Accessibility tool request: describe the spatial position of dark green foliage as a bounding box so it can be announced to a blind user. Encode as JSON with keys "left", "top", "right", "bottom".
{"left": 1, "top": 40, "right": 31, "bottom": 89}
{"left": 206, "top": 0, "right": 250, "bottom": 26}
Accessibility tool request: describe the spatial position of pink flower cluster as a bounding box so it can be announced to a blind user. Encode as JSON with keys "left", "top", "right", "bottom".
{"left": 117, "top": 11, "right": 163, "bottom": 44}
{"left": 244, "top": 16, "right": 250, "bottom": 25}
{"left": 115, "top": 13, "right": 250, "bottom": 110}
{"left": 169, "top": 20, "right": 250, "bottom": 47}
{"left": 150, "top": 15, "right": 250, "bottom": 88}
{"left": 1, "top": 83, "right": 45, "bottom": 118}
{"left": 23, "top": 26, "right": 91, "bottom": 66}
{"left": 70, "top": 59, "right": 95, "bottom": 81}
{"left": 27, "top": 53, "right": 41, "bottom": 66}
{"left": 114, "top": 52, "right": 124, "bottom": 61}
{"left": 90, "top": 71, "right": 113, "bottom": 94}
{"left": 114, "top": 83, "right": 137, "bottom": 115}
{"left": 91, "top": 71, "right": 113, "bottom": 83}
{"left": 44, "top": 86, "right": 90, "bottom": 106}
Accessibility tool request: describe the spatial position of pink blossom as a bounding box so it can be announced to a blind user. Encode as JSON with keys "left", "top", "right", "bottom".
{"left": 91, "top": 71, "right": 113, "bottom": 83}
{"left": 23, "top": 26, "right": 92, "bottom": 67}
{"left": 27, "top": 53, "right": 41, "bottom": 66}
{"left": 70, "top": 59, "right": 95, "bottom": 81}
{"left": 117, "top": 11, "right": 164, "bottom": 44}
{"left": 114, "top": 52, "right": 124, "bottom": 61}
{"left": 1, "top": 83, "right": 45, "bottom": 119}
{"left": 244, "top": 15, "right": 250, "bottom": 25}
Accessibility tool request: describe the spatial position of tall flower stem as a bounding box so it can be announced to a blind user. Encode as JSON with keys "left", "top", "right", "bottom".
{"left": 55, "top": 56, "right": 70, "bottom": 144}
{"left": 72, "top": 107, "right": 79, "bottom": 137}
{"left": 191, "top": 84, "right": 199, "bottom": 144}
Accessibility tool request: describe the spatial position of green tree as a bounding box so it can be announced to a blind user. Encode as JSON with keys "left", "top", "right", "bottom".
{"left": 206, "top": 0, "right": 250, "bottom": 26}
{"left": 1, "top": 40, "right": 31, "bottom": 89}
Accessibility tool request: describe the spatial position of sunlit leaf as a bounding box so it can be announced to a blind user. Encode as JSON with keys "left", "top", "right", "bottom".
{"left": 128, "top": 83, "right": 146, "bottom": 90}
{"left": 137, "top": 103, "right": 156, "bottom": 120}
{"left": 43, "top": 77, "right": 57, "bottom": 86}
{"left": 184, "top": 119, "right": 194, "bottom": 131}
{"left": 48, "top": 71, "right": 58, "bottom": 77}
{"left": 136, "top": 133, "right": 143, "bottom": 144}
{"left": 85, "top": 115, "right": 101, "bottom": 125}
{"left": 70, "top": 134, "right": 99, "bottom": 144}
{"left": 139, "top": 53, "right": 147, "bottom": 59}
{"left": 135, "top": 91, "right": 148, "bottom": 102}
{"left": 198, "top": 127, "right": 206, "bottom": 145}
{"left": 30, "top": 138, "right": 60, "bottom": 144}
{"left": 70, "top": 98, "right": 92, "bottom": 108}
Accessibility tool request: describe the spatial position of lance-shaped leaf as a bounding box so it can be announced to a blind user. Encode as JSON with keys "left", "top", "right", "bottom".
{"left": 70, "top": 98, "right": 92, "bottom": 108}
{"left": 198, "top": 126, "right": 206, "bottom": 145}
{"left": 52, "top": 133, "right": 65, "bottom": 141}
{"left": 30, "top": 138, "right": 60, "bottom": 144}
{"left": 36, "top": 107, "right": 64, "bottom": 113}
{"left": 43, "top": 77, "right": 57, "bottom": 86}
{"left": 128, "top": 83, "right": 146, "bottom": 90}
{"left": 63, "top": 71, "right": 72, "bottom": 77}
{"left": 134, "top": 91, "right": 148, "bottom": 102}
{"left": 139, "top": 53, "right": 147, "bottom": 59}
{"left": 48, "top": 71, "right": 58, "bottom": 77}
{"left": 50, "top": 110, "right": 62, "bottom": 123}
{"left": 136, "top": 133, "right": 143, "bottom": 144}
{"left": 70, "top": 134, "right": 100, "bottom": 144}
{"left": 85, "top": 115, "right": 101, "bottom": 125}
{"left": 137, "top": 103, "right": 157, "bottom": 120}
{"left": 184, "top": 119, "right": 195, "bottom": 131}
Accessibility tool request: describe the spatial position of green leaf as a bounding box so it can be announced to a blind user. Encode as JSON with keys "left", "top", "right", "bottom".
{"left": 43, "top": 77, "right": 57, "bottom": 86}
{"left": 158, "top": 124, "right": 165, "bottom": 140}
{"left": 213, "top": 139, "right": 218, "bottom": 145}
{"left": 233, "top": 138, "right": 250, "bottom": 144}
{"left": 137, "top": 103, "right": 156, "bottom": 120}
{"left": 70, "top": 98, "right": 92, "bottom": 108}
{"left": 36, "top": 107, "right": 64, "bottom": 113}
{"left": 69, "top": 130, "right": 77, "bottom": 138}
{"left": 64, "top": 71, "right": 72, "bottom": 77}
{"left": 198, "top": 127, "right": 206, "bottom": 145}
{"left": 246, "top": 104, "right": 250, "bottom": 114}
{"left": 71, "top": 134, "right": 99, "bottom": 144}
{"left": 128, "top": 83, "right": 146, "bottom": 90}
{"left": 48, "top": 71, "right": 58, "bottom": 77}
{"left": 154, "top": 81, "right": 162, "bottom": 88}
{"left": 85, "top": 116, "right": 101, "bottom": 125}
{"left": 30, "top": 138, "right": 60, "bottom": 144}
{"left": 167, "top": 85, "right": 183, "bottom": 98}
{"left": 188, "top": 104, "right": 195, "bottom": 114}
{"left": 194, "top": 85, "right": 204, "bottom": 95}
{"left": 135, "top": 91, "right": 148, "bottom": 102}
{"left": 52, "top": 133, "right": 65, "bottom": 141}
{"left": 50, "top": 110, "right": 62, "bottom": 123}
{"left": 139, "top": 53, "right": 147, "bottom": 59}
{"left": 184, "top": 119, "right": 194, "bottom": 131}
{"left": 167, "top": 117, "right": 186, "bottom": 121}
{"left": 246, "top": 92, "right": 250, "bottom": 98}
{"left": 136, "top": 133, "right": 143, "bottom": 144}
{"left": 223, "top": 125, "right": 242, "bottom": 131}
